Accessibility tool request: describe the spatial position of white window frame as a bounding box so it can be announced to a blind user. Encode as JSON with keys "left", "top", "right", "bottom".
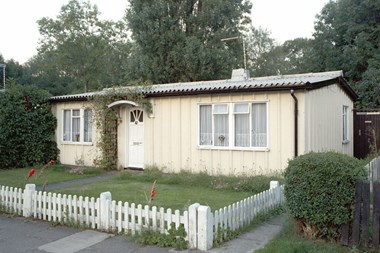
{"left": 62, "top": 108, "right": 93, "bottom": 144}
{"left": 198, "top": 101, "right": 269, "bottom": 150}
{"left": 343, "top": 105, "right": 349, "bottom": 143}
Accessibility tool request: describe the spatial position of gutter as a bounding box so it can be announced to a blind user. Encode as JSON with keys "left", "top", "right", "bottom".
{"left": 290, "top": 90, "right": 298, "bottom": 157}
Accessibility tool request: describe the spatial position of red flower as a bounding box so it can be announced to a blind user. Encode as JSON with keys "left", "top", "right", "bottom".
{"left": 26, "top": 169, "right": 36, "bottom": 180}
{"left": 150, "top": 183, "right": 157, "bottom": 201}
{"left": 150, "top": 187, "right": 156, "bottom": 200}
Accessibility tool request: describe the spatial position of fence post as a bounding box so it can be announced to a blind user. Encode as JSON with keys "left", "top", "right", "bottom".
{"left": 23, "top": 184, "right": 36, "bottom": 217}
{"left": 99, "top": 191, "right": 112, "bottom": 230}
{"left": 197, "top": 205, "right": 213, "bottom": 251}
{"left": 270, "top": 181, "right": 279, "bottom": 189}
{"left": 188, "top": 203, "right": 200, "bottom": 249}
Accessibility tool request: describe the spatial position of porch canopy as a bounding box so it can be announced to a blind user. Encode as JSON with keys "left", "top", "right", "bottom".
{"left": 107, "top": 100, "right": 138, "bottom": 108}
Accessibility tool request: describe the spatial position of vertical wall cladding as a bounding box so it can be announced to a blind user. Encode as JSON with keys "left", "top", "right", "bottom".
{"left": 145, "top": 92, "right": 295, "bottom": 176}
{"left": 52, "top": 101, "right": 101, "bottom": 166}
{"left": 304, "top": 84, "right": 354, "bottom": 156}
{"left": 117, "top": 106, "right": 127, "bottom": 168}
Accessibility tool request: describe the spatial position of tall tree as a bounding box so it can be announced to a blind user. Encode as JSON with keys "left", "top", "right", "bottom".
{"left": 244, "top": 26, "right": 276, "bottom": 77}
{"left": 125, "top": 0, "right": 252, "bottom": 84}
{"left": 37, "top": 0, "right": 128, "bottom": 92}
{"left": 312, "top": 0, "right": 380, "bottom": 107}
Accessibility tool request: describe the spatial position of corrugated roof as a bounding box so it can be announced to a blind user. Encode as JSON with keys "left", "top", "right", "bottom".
{"left": 51, "top": 70, "right": 355, "bottom": 101}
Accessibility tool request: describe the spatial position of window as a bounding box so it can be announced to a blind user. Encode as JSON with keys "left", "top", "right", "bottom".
{"left": 234, "top": 104, "right": 250, "bottom": 147}
{"left": 199, "top": 105, "right": 212, "bottom": 145}
{"left": 63, "top": 109, "right": 93, "bottom": 143}
{"left": 213, "top": 104, "right": 229, "bottom": 146}
{"left": 199, "top": 102, "right": 268, "bottom": 149}
{"left": 84, "top": 109, "right": 92, "bottom": 142}
{"left": 343, "top": 106, "right": 349, "bottom": 142}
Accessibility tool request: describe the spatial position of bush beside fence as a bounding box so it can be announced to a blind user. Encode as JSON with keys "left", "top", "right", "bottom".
{"left": 0, "top": 181, "right": 284, "bottom": 250}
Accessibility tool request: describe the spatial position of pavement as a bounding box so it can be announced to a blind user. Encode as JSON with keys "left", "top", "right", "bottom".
{"left": 0, "top": 172, "right": 285, "bottom": 253}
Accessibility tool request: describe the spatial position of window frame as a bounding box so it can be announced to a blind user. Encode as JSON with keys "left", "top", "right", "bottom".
{"left": 198, "top": 101, "right": 269, "bottom": 151}
{"left": 62, "top": 108, "right": 93, "bottom": 144}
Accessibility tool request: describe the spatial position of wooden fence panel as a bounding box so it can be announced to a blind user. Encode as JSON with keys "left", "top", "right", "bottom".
{"left": 373, "top": 181, "right": 380, "bottom": 250}
{"left": 343, "top": 181, "right": 380, "bottom": 250}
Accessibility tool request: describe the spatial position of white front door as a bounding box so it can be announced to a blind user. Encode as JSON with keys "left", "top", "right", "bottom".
{"left": 128, "top": 109, "right": 144, "bottom": 168}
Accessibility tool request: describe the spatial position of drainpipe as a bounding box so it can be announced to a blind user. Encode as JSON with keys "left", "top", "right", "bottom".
{"left": 290, "top": 90, "right": 298, "bottom": 157}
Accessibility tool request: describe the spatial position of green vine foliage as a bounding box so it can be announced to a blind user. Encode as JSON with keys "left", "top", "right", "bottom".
{"left": 90, "top": 81, "right": 152, "bottom": 170}
{"left": 0, "top": 83, "right": 58, "bottom": 169}
{"left": 135, "top": 223, "right": 188, "bottom": 250}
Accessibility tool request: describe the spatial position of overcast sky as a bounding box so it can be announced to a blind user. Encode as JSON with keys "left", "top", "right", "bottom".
{"left": 0, "top": 0, "right": 329, "bottom": 64}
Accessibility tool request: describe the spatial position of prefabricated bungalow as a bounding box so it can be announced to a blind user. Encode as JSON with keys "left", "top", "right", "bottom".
{"left": 50, "top": 70, "right": 357, "bottom": 176}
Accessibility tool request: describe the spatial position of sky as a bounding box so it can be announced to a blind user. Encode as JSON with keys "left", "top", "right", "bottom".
{"left": 0, "top": 0, "right": 329, "bottom": 64}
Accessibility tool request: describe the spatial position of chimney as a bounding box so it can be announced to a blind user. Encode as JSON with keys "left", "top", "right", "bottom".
{"left": 231, "top": 68, "right": 250, "bottom": 81}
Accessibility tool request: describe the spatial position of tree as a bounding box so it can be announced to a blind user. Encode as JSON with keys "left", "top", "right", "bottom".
{"left": 125, "top": 0, "right": 252, "bottom": 84}
{"left": 244, "top": 26, "right": 276, "bottom": 77}
{"left": 37, "top": 0, "right": 128, "bottom": 92}
{"left": 312, "top": 0, "right": 380, "bottom": 107}
{"left": 249, "top": 37, "right": 315, "bottom": 77}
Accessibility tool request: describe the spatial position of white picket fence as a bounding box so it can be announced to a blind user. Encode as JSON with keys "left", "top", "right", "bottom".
{"left": 212, "top": 182, "right": 285, "bottom": 243}
{"left": 366, "top": 156, "right": 380, "bottom": 192}
{"left": 0, "top": 181, "right": 284, "bottom": 250}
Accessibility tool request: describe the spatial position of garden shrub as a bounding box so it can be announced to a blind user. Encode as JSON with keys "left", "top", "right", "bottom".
{"left": 284, "top": 151, "right": 366, "bottom": 240}
{"left": 0, "top": 83, "right": 58, "bottom": 168}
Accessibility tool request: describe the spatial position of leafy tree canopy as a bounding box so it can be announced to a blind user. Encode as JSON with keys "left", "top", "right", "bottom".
{"left": 312, "top": 0, "right": 380, "bottom": 108}
{"left": 124, "top": 0, "right": 252, "bottom": 84}
{"left": 37, "top": 0, "right": 129, "bottom": 93}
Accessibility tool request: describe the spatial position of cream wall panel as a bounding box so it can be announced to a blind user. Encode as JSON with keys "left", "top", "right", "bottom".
{"left": 117, "top": 106, "right": 127, "bottom": 169}
{"left": 52, "top": 101, "right": 100, "bottom": 166}
{"left": 145, "top": 92, "right": 296, "bottom": 175}
{"left": 304, "top": 84, "right": 353, "bottom": 155}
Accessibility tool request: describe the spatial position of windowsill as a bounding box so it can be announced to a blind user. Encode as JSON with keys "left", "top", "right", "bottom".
{"left": 342, "top": 140, "right": 350, "bottom": 145}
{"left": 61, "top": 141, "right": 93, "bottom": 146}
{"left": 197, "top": 145, "right": 270, "bottom": 152}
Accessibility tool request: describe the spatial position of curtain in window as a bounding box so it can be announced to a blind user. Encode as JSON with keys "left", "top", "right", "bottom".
{"left": 72, "top": 110, "right": 80, "bottom": 142}
{"left": 84, "top": 109, "right": 92, "bottom": 142}
{"left": 199, "top": 105, "right": 212, "bottom": 145}
{"left": 235, "top": 114, "right": 249, "bottom": 147}
{"left": 234, "top": 104, "right": 249, "bottom": 147}
{"left": 214, "top": 114, "right": 229, "bottom": 146}
{"left": 63, "top": 110, "right": 71, "bottom": 141}
{"left": 252, "top": 103, "right": 267, "bottom": 147}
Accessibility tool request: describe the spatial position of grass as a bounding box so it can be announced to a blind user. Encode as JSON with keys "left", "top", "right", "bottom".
{"left": 0, "top": 164, "right": 283, "bottom": 211}
{"left": 256, "top": 214, "right": 355, "bottom": 253}
{"left": 0, "top": 164, "right": 104, "bottom": 188}
{"left": 51, "top": 167, "right": 283, "bottom": 211}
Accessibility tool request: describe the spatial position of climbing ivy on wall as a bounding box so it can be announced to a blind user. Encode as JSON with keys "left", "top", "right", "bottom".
{"left": 91, "top": 81, "right": 152, "bottom": 170}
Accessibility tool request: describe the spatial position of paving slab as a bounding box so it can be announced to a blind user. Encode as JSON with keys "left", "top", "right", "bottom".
{"left": 38, "top": 230, "right": 113, "bottom": 253}
{"left": 207, "top": 215, "right": 285, "bottom": 253}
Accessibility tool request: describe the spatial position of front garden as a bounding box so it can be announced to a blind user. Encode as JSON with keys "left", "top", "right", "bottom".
{"left": 0, "top": 164, "right": 282, "bottom": 211}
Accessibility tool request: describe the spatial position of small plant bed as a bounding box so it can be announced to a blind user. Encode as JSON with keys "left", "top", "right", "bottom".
{"left": 0, "top": 164, "right": 105, "bottom": 188}
{"left": 51, "top": 167, "right": 283, "bottom": 211}
{"left": 256, "top": 214, "right": 352, "bottom": 253}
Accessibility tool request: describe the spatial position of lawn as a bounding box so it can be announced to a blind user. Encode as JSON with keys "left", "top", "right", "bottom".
{"left": 0, "top": 164, "right": 104, "bottom": 188}
{"left": 0, "top": 165, "right": 283, "bottom": 211}
{"left": 51, "top": 168, "right": 283, "bottom": 211}
{"left": 256, "top": 215, "right": 352, "bottom": 253}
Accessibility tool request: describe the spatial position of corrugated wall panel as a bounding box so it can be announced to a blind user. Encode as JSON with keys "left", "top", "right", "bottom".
{"left": 144, "top": 92, "right": 295, "bottom": 176}
{"left": 304, "top": 84, "right": 354, "bottom": 155}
